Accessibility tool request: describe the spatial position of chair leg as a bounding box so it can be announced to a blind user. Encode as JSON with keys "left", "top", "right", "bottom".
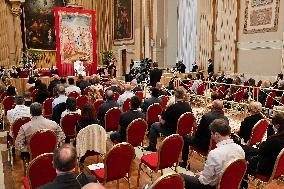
{"left": 161, "top": 169, "right": 163, "bottom": 176}
{"left": 128, "top": 177, "right": 131, "bottom": 189}
{"left": 150, "top": 171, "right": 154, "bottom": 183}
{"left": 116, "top": 179, "right": 119, "bottom": 189}
{"left": 137, "top": 162, "right": 142, "bottom": 186}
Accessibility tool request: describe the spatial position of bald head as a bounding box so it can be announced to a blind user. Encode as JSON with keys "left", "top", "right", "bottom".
{"left": 212, "top": 100, "right": 223, "bottom": 111}
{"left": 106, "top": 90, "right": 114, "bottom": 101}
{"left": 53, "top": 144, "right": 77, "bottom": 172}
{"left": 57, "top": 85, "right": 65, "bottom": 95}
{"left": 125, "top": 83, "right": 132, "bottom": 91}
{"left": 82, "top": 183, "right": 106, "bottom": 189}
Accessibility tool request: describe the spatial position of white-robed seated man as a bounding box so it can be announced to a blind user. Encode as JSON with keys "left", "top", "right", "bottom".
{"left": 74, "top": 60, "right": 86, "bottom": 76}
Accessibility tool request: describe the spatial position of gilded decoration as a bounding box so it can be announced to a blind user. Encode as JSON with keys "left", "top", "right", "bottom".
{"left": 244, "top": 0, "right": 280, "bottom": 34}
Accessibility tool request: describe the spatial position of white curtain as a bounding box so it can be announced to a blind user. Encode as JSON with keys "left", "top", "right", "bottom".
{"left": 178, "top": 0, "right": 197, "bottom": 72}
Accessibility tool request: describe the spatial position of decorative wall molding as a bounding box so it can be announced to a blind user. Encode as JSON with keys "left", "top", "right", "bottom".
{"left": 237, "top": 40, "right": 283, "bottom": 50}
{"left": 282, "top": 33, "right": 284, "bottom": 73}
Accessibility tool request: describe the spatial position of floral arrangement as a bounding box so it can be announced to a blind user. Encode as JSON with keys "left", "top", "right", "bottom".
{"left": 100, "top": 50, "right": 113, "bottom": 66}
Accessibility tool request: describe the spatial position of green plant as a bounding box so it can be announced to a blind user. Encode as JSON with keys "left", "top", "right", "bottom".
{"left": 101, "top": 50, "right": 113, "bottom": 65}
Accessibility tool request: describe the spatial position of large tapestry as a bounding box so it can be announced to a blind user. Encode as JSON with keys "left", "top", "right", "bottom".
{"left": 55, "top": 8, "right": 97, "bottom": 76}
{"left": 24, "top": 0, "right": 64, "bottom": 50}
{"left": 244, "top": 0, "right": 280, "bottom": 34}
{"left": 113, "top": 0, "right": 133, "bottom": 44}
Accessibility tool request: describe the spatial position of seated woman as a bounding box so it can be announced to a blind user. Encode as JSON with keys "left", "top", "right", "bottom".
{"left": 7, "top": 85, "right": 17, "bottom": 96}
{"left": 35, "top": 83, "right": 50, "bottom": 104}
{"left": 61, "top": 97, "right": 81, "bottom": 118}
{"left": 238, "top": 101, "right": 263, "bottom": 143}
{"left": 76, "top": 103, "right": 98, "bottom": 133}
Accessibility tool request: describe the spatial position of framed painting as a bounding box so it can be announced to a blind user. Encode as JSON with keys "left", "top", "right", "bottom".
{"left": 113, "top": 0, "right": 133, "bottom": 45}
{"left": 244, "top": 0, "right": 280, "bottom": 34}
{"left": 24, "top": 0, "right": 64, "bottom": 50}
{"left": 54, "top": 7, "right": 97, "bottom": 76}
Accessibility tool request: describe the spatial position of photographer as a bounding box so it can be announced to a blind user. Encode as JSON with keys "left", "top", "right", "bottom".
{"left": 176, "top": 60, "right": 186, "bottom": 73}
{"left": 149, "top": 62, "right": 162, "bottom": 87}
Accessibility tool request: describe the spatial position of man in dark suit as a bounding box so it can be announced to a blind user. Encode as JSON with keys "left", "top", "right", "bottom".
{"left": 180, "top": 100, "right": 228, "bottom": 168}
{"left": 48, "top": 75, "right": 60, "bottom": 97}
{"left": 40, "top": 144, "right": 97, "bottom": 189}
{"left": 106, "top": 78, "right": 122, "bottom": 94}
{"left": 97, "top": 90, "right": 119, "bottom": 127}
{"left": 149, "top": 62, "right": 162, "bottom": 87}
{"left": 141, "top": 87, "right": 162, "bottom": 113}
{"left": 144, "top": 88, "right": 192, "bottom": 152}
{"left": 207, "top": 59, "right": 214, "bottom": 74}
{"left": 110, "top": 96, "right": 145, "bottom": 143}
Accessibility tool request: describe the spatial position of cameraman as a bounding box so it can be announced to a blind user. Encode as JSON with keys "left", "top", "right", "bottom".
{"left": 176, "top": 60, "right": 186, "bottom": 73}
{"left": 149, "top": 62, "right": 162, "bottom": 87}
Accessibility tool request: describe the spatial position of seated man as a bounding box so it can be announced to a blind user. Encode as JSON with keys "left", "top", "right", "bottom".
{"left": 180, "top": 100, "right": 228, "bottom": 168}
{"left": 117, "top": 83, "right": 134, "bottom": 107}
{"left": 97, "top": 90, "right": 119, "bottom": 126}
{"left": 106, "top": 78, "right": 121, "bottom": 94}
{"left": 39, "top": 144, "right": 97, "bottom": 189}
{"left": 181, "top": 119, "right": 245, "bottom": 189}
{"left": 141, "top": 87, "right": 162, "bottom": 113}
{"left": 7, "top": 95, "right": 30, "bottom": 126}
{"left": 65, "top": 77, "right": 81, "bottom": 96}
{"left": 110, "top": 96, "right": 145, "bottom": 143}
{"left": 52, "top": 85, "right": 68, "bottom": 109}
{"left": 144, "top": 87, "right": 192, "bottom": 152}
{"left": 130, "top": 79, "right": 142, "bottom": 93}
{"left": 15, "top": 102, "right": 65, "bottom": 159}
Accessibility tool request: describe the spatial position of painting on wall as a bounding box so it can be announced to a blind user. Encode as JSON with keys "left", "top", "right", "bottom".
{"left": 55, "top": 7, "right": 97, "bottom": 76}
{"left": 24, "top": 0, "right": 64, "bottom": 50}
{"left": 244, "top": 0, "right": 280, "bottom": 34}
{"left": 113, "top": 0, "right": 133, "bottom": 44}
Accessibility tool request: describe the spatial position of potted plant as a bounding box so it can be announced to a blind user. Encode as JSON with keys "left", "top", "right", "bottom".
{"left": 101, "top": 50, "right": 113, "bottom": 66}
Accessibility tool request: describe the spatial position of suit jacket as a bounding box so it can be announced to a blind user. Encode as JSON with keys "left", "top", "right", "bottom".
{"left": 161, "top": 101, "right": 192, "bottom": 135}
{"left": 97, "top": 100, "right": 119, "bottom": 126}
{"left": 150, "top": 68, "right": 162, "bottom": 87}
{"left": 194, "top": 110, "right": 228, "bottom": 151}
{"left": 39, "top": 172, "right": 97, "bottom": 189}
{"left": 239, "top": 113, "right": 263, "bottom": 143}
{"left": 141, "top": 97, "right": 162, "bottom": 112}
{"left": 208, "top": 63, "right": 214, "bottom": 73}
{"left": 257, "top": 132, "right": 284, "bottom": 177}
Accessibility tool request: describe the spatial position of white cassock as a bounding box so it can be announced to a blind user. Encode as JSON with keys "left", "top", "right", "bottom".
{"left": 74, "top": 60, "right": 86, "bottom": 76}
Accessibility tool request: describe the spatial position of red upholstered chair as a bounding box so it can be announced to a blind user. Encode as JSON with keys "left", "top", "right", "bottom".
{"left": 159, "top": 95, "right": 168, "bottom": 111}
{"left": 150, "top": 173, "right": 184, "bottom": 189}
{"left": 122, "top": 98, "right": 131, "bottom": 112}
{"left": 234, "top": 88, "right": 244, "bottom": 103}
{"left": 126, "top": 118, "right": 148, "bottom": 147}
{"left": 113, "top": 92, "right": 120, "bottom": 102}
{"left": 12, "top": 117, "right": 31, "bottom": 142}
{"left": 99, "top": 89, "right": 104, "bottom": 97}
{"left": 257, "top": 80, "right": 262, "bottom": 87}
{"left": 135, "top": 91, "right": 144, "bottom": 100}
{"left": 216, "top": 85, "right": 226, "bottom": 98}
{"left": 217, "top": 159, "right": 247, "bottom": 189}
{"left": 250, "top": 149, "right": 284, "bottom": 188}
{"left": 28, "top": 129, "right": 57, "bottom": 160}
{"left": 2, "top": 96, "right": 16, "bottom": 115}
{"left": 247, "top": 119, "right": 269, "bottom": 146}
{"left": 146, "top": 103, "right": 163, "bottom": 126}
{"left": 31, "top": 89, "right": 38, "bottom": 102}
{"left": 60, "top": 113, "right": 81, "bottom": 141}
{"left": 83, "top": 86, "right": 92, "bottom": 96}
{"left": 264, "top": 91, "right": 276, "bottom": 108}
{"left": 137, "top": 134, "right": 184, "bottom": 184}
{"left": 28, "top": 86, "right": 35, "bottom": 93}
{"left": 91, "top": 143, "right": 135, "bottom": 189}
{"left": 43, "top": 98, "right": 54, "bottom": 119}
{"left": 93, "top": 99, "right": 104, "bottom": 113}
{"left": 68, "top": 91, "right": 80, "bottom": 98}
{"left": 23, "top": 153, "right": 56, "bottom": 189}
{"left": 76, "top": 95, "right": 90, "bottom": 109}
{"left": 105, "top": 107, "right": 121, "bottom": 132}
{"left": 176, "top": 112, "right": 195, "bottom": 136}
{"left": 196, "top": 83, "right": 206, "bottom": 95}
{"left": 173, "top": 79, "right": 181, "bottom": 89}
{"left": 281, "top": 94, "right": 284, "bottom": 106}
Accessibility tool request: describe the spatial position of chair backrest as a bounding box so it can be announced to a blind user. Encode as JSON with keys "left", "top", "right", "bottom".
{"left": 265, "top": 91, "right": 276, "bottom": 108}
{"left": 217, "top": 159, "right": 247, "bottom": 189}
{"left": 135, "top": 91, "right": 144, "bottom": 100}
{"left": 93, "top": 99, "right": 104, "bottom": 113}
{"left": 196, "top": 83, "right": 205, "bottom": 95}
{"left": 151, "top": 173, "right": 185, "bottom": 189}
{"left": 126, "top": 118, "right": 148, "bottom": 147}
{"left": 76, "top": 95, "right": 89, "bottom": 109}
{"left": 234, "top": 88, "right": 244, "bottom": 103}
{"left": 159, "top": 95, "right": 168, "bottom": 111}
{"left": 105, "top": 107, "right": 121, "bottom": 132}
{"left": 257, "top": 80, "right": 262, "bottom": 87}
{"left": 122, "top": 98, "right": 132, "bottom": 112}
{"left": 247, "top": 119, "right": 269, "bottom": 146}
{"left": 158, "top": 134, "right": 184, "bottom": 170}
{"left": 43, "top": 98, "right": 54, "bottom": 119}
{"left": 29, "top": 129, "right": 57, "bottom": 160}
{"left": 12, "top": 117, "right": 31, "bottom": 140}
{"left": 28, "top": 86, "right": 35, "bottom": 93}
{"left": 176, "top": 112, "right": 195, "bottom": 135}
{"left": 113, "top": 92, "right": 120, "bottom": 102}
{"left": 68, "top": 91, "right": 80, "bottom": 98}
{"left": 281, "top": 94, "right": 284, "bottom": 106}
{"left": 83, "top": 86, "right": 92, "bottom": 96}
{"left": 104, "top": 143, "right": 135, "bottom": 182}
{"left": 3, "top": 96, "right": 15, "bottom": 114}
{"left": 99, "top": 88, "right": 104, "bottom": 97}
{"left": 146, "top": 103, "right": 163, "bottom": 125}
{"left": 269, "top": 148, "right": 284, "bottom": 182}
{"left": 217, "top": 85, "right": 226, "bottom": 98}
{"left": 27, "top": 153, "right": 56, "bottom": 189}
{"left": 31, "top": 89, "right": 38, "bottom": 102}
{"left": 60, "top": 113, "right": 81, "bottom": 138}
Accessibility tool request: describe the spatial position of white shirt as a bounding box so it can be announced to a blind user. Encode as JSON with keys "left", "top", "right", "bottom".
{"left": 61, "top": 109, "right": 81, "bottom": 118}
{"left": 7, "top": 105, "right": 31, "bottom": 125}
{"left": 52, "top": 95, "right": 68, "bottom": 108}
{"left": 117, "top": 91, "right": 134, "bottom": 107}
{"left": 198, "top": 139, "right": 245, "bottom": 186}
{"left": 65, "top": 85, "right": 81, "bottom": 96}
